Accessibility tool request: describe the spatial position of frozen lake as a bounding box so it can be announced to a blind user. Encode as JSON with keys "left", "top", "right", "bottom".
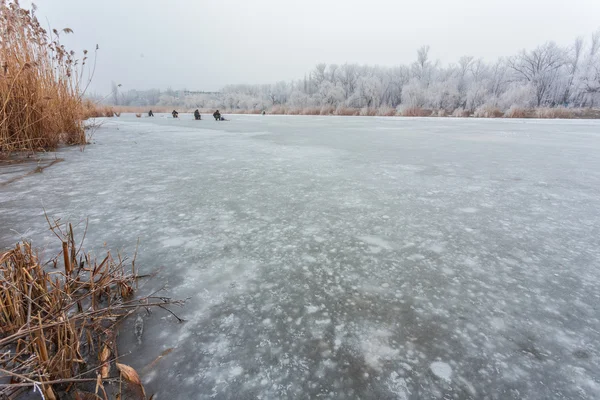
{"left": 1, "top": 115, "right": 600, "bottom": 399}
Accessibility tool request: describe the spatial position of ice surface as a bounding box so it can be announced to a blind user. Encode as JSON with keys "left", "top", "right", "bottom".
{"left": 2, "top": 114, "right": 600, "bottom": 399}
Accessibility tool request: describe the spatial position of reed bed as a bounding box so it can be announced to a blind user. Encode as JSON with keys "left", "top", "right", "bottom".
{"left": 0, "top": 1, "right": 88, "bottom": 154}
{"left": 0, "top": 220, "right": 183, "bottom": 399}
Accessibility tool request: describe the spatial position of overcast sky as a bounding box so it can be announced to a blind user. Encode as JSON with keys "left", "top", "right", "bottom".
{"left": 31, "top": 0, "right": 600, "bottom": 94}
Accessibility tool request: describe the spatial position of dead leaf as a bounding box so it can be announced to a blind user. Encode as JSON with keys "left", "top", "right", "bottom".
{"left": 116, "top": 362, "right": 146, "bottom": 398}
{"left": 116, "top": 363, "right": 141, "bottom": 385}
{"left": 99, "top": 345, "right": 110, "bottom": 378}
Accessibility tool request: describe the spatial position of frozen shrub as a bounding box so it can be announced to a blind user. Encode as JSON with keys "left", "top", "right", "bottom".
{"left": 270, "top": 105, "right": 286, "bottom": 114}
{"left": 399, "top": 106, "right": 430, "bottom": 117}
{"left": 503, "top": 106, "right": 529, "bottom": 118}
{"left": 452, "top": 108, "right": 471, "bottom": 117}
{"left": 320, "top": 105, "right": 335, "bottom": 115}
{"left": 473, "top": 105, "right": 503, "bottom": 118}
{"left": 497, "top": 84, "right": 536, "bottom": 111}
{"left": 534, "top": 107, "right": 575, "bottom": 119}
{"left": 376, "top": 107, "right": 398, "bottom": 116}
{"left": 334, "top": 107, "right": 359, "bottom": 116}
{"left": 300, "top": 107, "right": 321, "bottom": 115}
{"left": 359, "top": 107, "right": 377, "bottom": 116}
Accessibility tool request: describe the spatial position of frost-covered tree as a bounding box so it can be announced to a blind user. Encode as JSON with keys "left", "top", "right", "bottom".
{"left": 104, "top": 28, "right": 600, "bottom": 113}
{"left": 508, "top": 42, "right": 566, "bottom": 106}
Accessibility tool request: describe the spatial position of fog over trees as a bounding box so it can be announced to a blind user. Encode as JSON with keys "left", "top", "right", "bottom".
{"left": 102, "top": 30, "right": 600, "bottom": 115}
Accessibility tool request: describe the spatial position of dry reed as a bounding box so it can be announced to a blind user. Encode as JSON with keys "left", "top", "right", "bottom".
{"left": 451, "top": 108, "right": 470, "bottom": 117}
{"left": 401, "top": 107, "right": 430, "bottom": 117}
{"left": 473, "top": 105, "right": 503, "bottom": 118}
{"left": 0, "top": 219, "right": 183, "bottom": 399}
{"left": 504, "top": 106, "right": 529, "bottom": 118}
{"left": 0, "top": 1, "right": 89, "bottom": 153}
{"left": 534, "top": 107, "right": 575, "bottom": 119}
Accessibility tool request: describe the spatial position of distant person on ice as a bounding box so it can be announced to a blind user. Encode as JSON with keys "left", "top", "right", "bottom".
{"left": 172, "top": 110, "right": 179, "bottom": 118}
{"left": 213, "top": 110, "right": 221, "bottom": 121}
{"left": 148, "top": 110, "right": 154, "bottom": 117}
{"left": 194, "top": 109, "right": 201, "bottom": 120}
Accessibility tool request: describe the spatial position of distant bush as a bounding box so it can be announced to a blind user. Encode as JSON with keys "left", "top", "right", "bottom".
{"left": 320, "top": 105, "right": 335, "bottom": 115}
{"left": 376, "top": 107, "right": 398, "bottom": 116}
{"left": 359, "top": 107, "right": 377, "bottom": 116}
{"left": 270, "top": 105, "right": 286, "bottom": 114}
{"left": 534, "top": 107, "right": 575, "bottom": 119}
{"left": 400, "top": 106, "right": 430, "bottom": 117}
{"left": 451, "top": 108, "right": 471, "bottom": 117}
{"left": 473, "top": 105, "right": 503, "bottom": 118}
{"left": 300, "top": 107, "right": 321, "bottom": 115}
{"left": 334, "top": 107, "right": 359, "bottom": 116}
{"left": 503, "top": 106, "right": 529, "bottom": 118}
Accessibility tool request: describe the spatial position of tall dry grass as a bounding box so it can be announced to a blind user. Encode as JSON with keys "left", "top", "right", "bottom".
{"left": 534, "top": 107, "right": 575, "bottom": 119}
{"left": 0, "top": 1, "right": 87, "bottom": 153}
{"left": 400, "top": 106, "right": 431, "bottom": 117}
{"left": 503, "top": 106, "right": 529, "bottom": 118}
{"left": 473, "top": 105, "right": 503, "bottom": 118}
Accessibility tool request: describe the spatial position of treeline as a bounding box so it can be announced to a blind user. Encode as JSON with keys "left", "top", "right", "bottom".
{"left": 105, "top": 30, "right": 600, "bottom": 117}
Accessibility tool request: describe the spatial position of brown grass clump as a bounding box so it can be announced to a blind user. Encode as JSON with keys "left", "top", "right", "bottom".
{"left": 270, "top": 105, "right": 287, "bottom": 115}
{"left": 359, "top": 107, "right": 377, "bottom": 116}
{"left": 0, "top": 1, "right": 88, "bottom": 153}
{"left": 320, "top": 105, "right": 335, "bottom": 115}
{"left": 473, "top": 105, "right": 503, "bottom": 118}
{"left": 0, "top": 219, "right": 183, "bottom": 399}
{"left": 376, "top": 107, "right": 398, "bottom": 116}
{"left": 534, "top": 107, "right": 575, "bottom": 119}
{"left": 334, "top": 107, "right": 359, "bottom": 116}
{"left": 504, "top": 106, "right": 529, "bottom": 118}
{"left": 300, "top": 107, "right": 321, "bottom": 115}
{"left": 451, "top": 108, "right": 470, "bottom": 117}
{"left": 401, "top": 107, "right": 430, "bottom": 117}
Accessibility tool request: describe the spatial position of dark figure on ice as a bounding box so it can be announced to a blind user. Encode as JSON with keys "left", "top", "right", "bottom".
{"left": 172, "top": 110, "right": 179, "bottom": 118}
{"left": 148, "top": 110, "right": 154, "bottom": 117}
{"left": 194, "top": 109, "right": 201, "bottom": 120}
{"left": 213, "top": 110, "right": 221, "bottom": 121}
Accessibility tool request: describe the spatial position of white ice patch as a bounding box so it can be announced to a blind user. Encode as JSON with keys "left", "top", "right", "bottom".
{"left": 306, "top": 305, "right": 320, "bottom": 314}
{"left": 357, "top": 235, "right": 393, "bottom": 251}
{"left": 386, "top": 371, "right": 410, "bottom": 400}
{"left": 229, "top": 366, "right": 243, "bottom": 378}
{"left": 430, "top": 361, "right": 453, "bottom": 382}
{"left": 357, "top": 328, "right": 399, "bottom": 371}
{"left": 458, "top": 207, "right": 479, "bottom": 213}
